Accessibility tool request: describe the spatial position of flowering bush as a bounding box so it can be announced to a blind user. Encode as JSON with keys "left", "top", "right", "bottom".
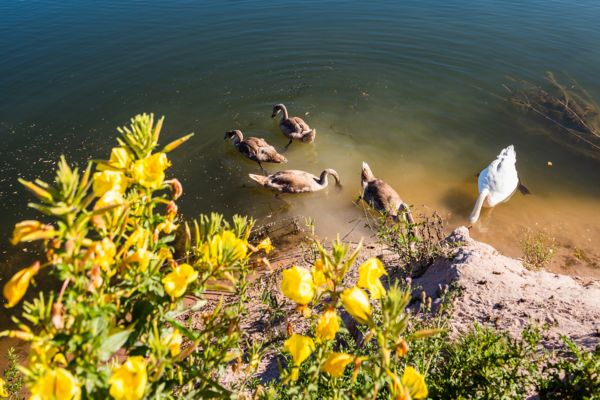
{"left": 1, "top": 114, "right": 271, "bottom": 399}
{"left": 276, "top": 240, "right": 439, "bottom": 399}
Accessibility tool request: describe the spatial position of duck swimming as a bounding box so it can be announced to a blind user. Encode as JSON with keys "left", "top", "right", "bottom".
{"left": 360, "top": 162, "right": 414, "bottom": 223}
{"left": 271, "top": 104, "right": 316, "bottom": 147}
{"left": 249, "top": 169, "right": 340, "bottom": 193}
{"left": 225, "top": 130, "right": 287, "bottom": 171}
{"left": 469, "top": 145, "right": 529, "bottom": 224}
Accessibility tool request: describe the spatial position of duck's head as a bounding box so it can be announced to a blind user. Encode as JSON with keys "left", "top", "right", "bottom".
{"left": 224, "top": 130, "right": 243, "bottom": 143}
{"left": 361, "top": 162, "right": 375, "bottom": 189}
{"left": 271, "top": 104, "right": 286, "bottom": 118}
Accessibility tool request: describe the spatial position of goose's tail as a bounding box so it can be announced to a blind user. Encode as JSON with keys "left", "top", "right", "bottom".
{"left": 301, "top": 129, "right": 316, "bottom": 143}
{"left": 248, "top": 174, "right": 269, "bottom": 186}
{"left": 469, "top": 188, "right": 489, "bottom": 224}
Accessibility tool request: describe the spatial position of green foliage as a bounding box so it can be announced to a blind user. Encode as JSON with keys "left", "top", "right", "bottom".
{"left": 1, "top": 114, "right": 271, "bottom": 399}
{"left": 424, "top": 325, "right": 542, "bottom": 399}
{"left": 2, "top": 347, "right": 24, "bottom": 399}
{"left": 538, "top": 339, "right": 600, "bottom": 399}
{"left": 520, "top": 230, "right": 556, "bottom": 270}
{"left": 371, "top": 211, "right": 447, "bottom": 276}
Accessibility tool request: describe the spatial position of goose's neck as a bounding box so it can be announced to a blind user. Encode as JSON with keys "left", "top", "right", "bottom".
{"left": 231, "top": 131, "right": 243, "bottom": 145}
{"left": 469, "top": 188, "right": 489, "bottom": 224}
{"left": 318, "top": 171, "right": 328, "bottom": 186}
{"left": 278, "top": 105, "right": 289, "bottom": 120}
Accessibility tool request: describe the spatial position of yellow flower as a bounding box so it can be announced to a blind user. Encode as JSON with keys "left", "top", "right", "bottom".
{"left": 89, "top": 238, "right": 116, "bottom": 273}
{"left": 401, "top": 366, "right": 428, "bottom": 400}
{"left": 311, "top": 259, "right": 327, "bottom": 287}
{"left": 357, "top": 257, "right": 387, "bottom": 299}
{"left": 132, "top": 152, "right": 170, "bottom": 189}
{"left": 162, "top": 263, "right": 198, "bottom": 299}
{"left": 107, "top": 147, "right": 132, "bottom": 170}
{"left": 95, "top": 190, "right": 124, "bottom": 209}
{"left": 3, "top": 262, "right": 40, "bottom": 308}
{"left": 321, "top": 352, "right": 354, "bottom": 378}
{"left": 284, "top": 334, "right": 314, "bottom": 380}
{"left": 109, "top": 356, "right": 147, "bottom": 400}
{"left": 92, "top": 170, "right": 127, "bottom": 197}
{"left": 156, "top": 220, "right": 178, "bottom": 234}
{"left": 340, "top": 287, "right": 371, "bottom": 324}
{"left": 0, "top": 377, "right": 8, "bottom": 398}
{"left": 162, "top": 329, "right": 183, "bottom": 357}
{"left": 315, "top": 309, "right": 339, "bottom": 342}
{"left": 255, "top": 237, "right": 274, "bottom": 254}
{"left": 127, "top": 248, "right": 152, "bottom": 272}
{"left": 281, "top": 266, "right": 315, "bottom": 305}
{"left": 30, "top": 367, "right": 81, "bottom": 400}
{"left": 203, "top": 230, "right": 247, "bottom": 266}
{"left": 11, "top": 220, "right": 55, "bottom": 245}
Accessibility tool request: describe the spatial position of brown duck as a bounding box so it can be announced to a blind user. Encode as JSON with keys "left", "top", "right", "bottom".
{"left": 225, "top": 130, "right": 287, "bottom": 171}
{"left": 271, "top": 104, "right": 316, "bottom": 148}
{"left": 249, "top": 169, "right": 340, "bottom": 193}
{"left": 360, "top": 162, "right": 414, "bottom": 223}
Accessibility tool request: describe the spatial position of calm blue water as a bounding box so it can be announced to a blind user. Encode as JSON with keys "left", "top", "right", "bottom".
{"left": 1, "top": 0, "right": 600, "bottom": 334}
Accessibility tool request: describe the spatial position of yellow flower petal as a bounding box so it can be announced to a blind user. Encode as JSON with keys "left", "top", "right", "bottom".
{"left": 3, "top": 262, "right": 40, "bottom": 308}
{"left": 0, "top": 377, "right": 8, "bottom": 398}
{"left": 108, "top": 147, "right": 132, "bottom": 170}
{"left": 321, "top": 352, "right": 353, "bottom": 378}
{"left": 162, "top": 264, "right": 198, "bottom": 299}
{"left": 92, "top": 170, "right": 127, "bottom": 197}
{"left": 11, "top": 220, "right": 55, "bottom": 245}
{"left": 132, "top": 153, "right": 170, "bottom": 190}
{"left": 315, "top": 309, "right": 340, "bottom": 342}
{"left": 340, "top": 286, "right": 371, "bottom": 324}
{"left": 357, "top": 258, "right": 387, "bottom": 299}
{"left": 311, "top": 259, "right": 327, "bottom": 287}
{"left": 162, "top": 329, "right": 183, "bottom": 357}
{"left": 401, "top": 366, "right": 428, "bottom": 400}
{"left": 109, "top": 356, "right": 147, "bottom": 400}
{"left": 281, "top": 266, "right": 315, "bottom": 305}
{"left": 284, "top": 334, "right": 314, "bottom": 368}
{"left": 255, "top": 237, "right": 274, "bottom": 254}
{"left": 29, "top": 367, "right": 80, "bottom": 400}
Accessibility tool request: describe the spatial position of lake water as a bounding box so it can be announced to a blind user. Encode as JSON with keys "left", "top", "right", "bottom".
{"left": 1, "top": 0, "right": 600, "bottom": 348}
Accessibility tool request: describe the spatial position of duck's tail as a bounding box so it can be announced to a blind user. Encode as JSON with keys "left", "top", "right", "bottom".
{"left": 248, "top": 174, "right": 269, "bottom": 186}
{"left": 469, "top": 188, "right": 489, "bottom": 224}
{"left": 272, "top": 153, "right": 287, "bottom": 163}
{"left": 301, "top": 129, "right": 316, "bottom": 143}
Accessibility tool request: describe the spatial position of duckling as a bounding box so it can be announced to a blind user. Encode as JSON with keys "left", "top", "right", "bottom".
{"left": 225, "top": 130, "right": 287, "bottom": 172}
{"left": 360, "top": 162, "right": 414, "bottom": 223}
{"left": 249, "top": 169, "right": 340, "bottom": 193}
{"left": 469, "top": 145, "right": 529, "bottom": 224}
{"left": 271, "top": 104, "right": 316, "bottom": 148}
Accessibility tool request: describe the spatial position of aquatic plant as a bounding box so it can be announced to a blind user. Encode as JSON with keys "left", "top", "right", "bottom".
{"left": 506, "top": 71, "right": 600, "bottom": 157}
{"left": 1, "top": 114, "right": 272, "bottom": 398}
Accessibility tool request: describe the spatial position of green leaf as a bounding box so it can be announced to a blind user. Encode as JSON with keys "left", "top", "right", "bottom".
{"left": 98, "top": 329, "right": 132, "bottom": 361}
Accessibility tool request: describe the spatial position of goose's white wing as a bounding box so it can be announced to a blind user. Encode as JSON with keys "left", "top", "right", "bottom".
{"left": 478, "top": 145, "right": 519, "bottom": 206}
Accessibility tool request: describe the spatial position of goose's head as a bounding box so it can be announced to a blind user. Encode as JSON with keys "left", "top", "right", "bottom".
{"left": 271, "top": 103, "right": 286, "bottom": 118}
{"left": 224, "top": 130, "right": 243, "bottom": 143}
{"left": 361, "top": 162, "right": 375, "bottom": 189}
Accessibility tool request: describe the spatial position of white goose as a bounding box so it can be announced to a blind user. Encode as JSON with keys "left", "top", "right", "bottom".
{"left": 469, "top": 145, "right": 529, "bottom": 224}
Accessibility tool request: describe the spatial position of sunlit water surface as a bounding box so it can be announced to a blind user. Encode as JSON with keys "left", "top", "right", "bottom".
{"left": 1, "top": 0, "right": 600, "bottom": 356}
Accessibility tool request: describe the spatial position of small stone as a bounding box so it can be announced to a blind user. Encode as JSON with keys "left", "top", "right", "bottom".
{"left": 547, "top": 161, "right": 553, "bottom": 166}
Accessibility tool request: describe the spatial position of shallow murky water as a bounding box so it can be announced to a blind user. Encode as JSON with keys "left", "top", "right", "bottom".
{"left": 1, "top": 0, "right": 600, "bottom": 357}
